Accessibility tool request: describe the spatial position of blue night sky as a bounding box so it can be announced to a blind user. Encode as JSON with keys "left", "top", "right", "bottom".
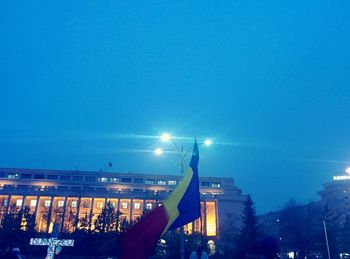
{"left": 1, "top": 1, "right": 350, "bottom": 213}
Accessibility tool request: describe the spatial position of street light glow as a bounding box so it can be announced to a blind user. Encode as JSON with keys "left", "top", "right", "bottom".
{"left": 160, "top": 133, "right": 171, "bottom": 142}
{"left": 346, "top": 167, "right": 350, "bottom": 175}
{"left": 154, "top": 148, "right": 163, "bottom": 156}
{"left": 204, "top": 139, "right": 213, "bottom": 146}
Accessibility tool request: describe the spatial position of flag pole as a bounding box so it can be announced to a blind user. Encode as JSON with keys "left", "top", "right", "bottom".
{"left": 180, "top": 145, "right": 185, "bottom": 259}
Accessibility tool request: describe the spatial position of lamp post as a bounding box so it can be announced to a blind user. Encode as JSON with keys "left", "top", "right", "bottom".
{"left": 155, "top": 133, "right": 212, "bottom": 259}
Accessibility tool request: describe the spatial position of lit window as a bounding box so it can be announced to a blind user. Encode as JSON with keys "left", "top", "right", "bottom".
{"left": 168, "top": 180, "right": 177, "bottom": 185}
{"left": 146, "top": 203, "right": 152, "bottom": 210}
{"left": 134, "top": 203, "right": 141, "bottom": 210}
{"left": 2, "top": 199, "right": 8, "bottom": 206}
{"left": 7, "top": 173, "right": 19, "bottom": 179}
{"left": 109, "top": 178, "right": 118, "bottom": 183}
{"left": 211, "top": 182, "right": 221, "bottom": 188}
{"left": 30, "top": 200, "right": 37, "bottom": 207}
{"left": 121, "top": 202, "right": 128, "bottom": 209}
{"left": 16, "top": 199, "right": 23, "bottom": 207}
{"left": 83, "top": 201, "right": 90, "bottom": 208}
{"left": 44, "top": 200, "right": 51, "bottom": 207}
{"left": 58, "top": 201, "right": 64, "bottom": 207}
{"left": 145, "top": 179, "right": 155, "bottom": 185}
{"left": 96, "top": 202, "right": 104, "bottom": 209}
{"left": 157, "top": 180, "right": 167, "bottom": 185}
{"left": 71, "top": 201, "right": 77, "bottom": 208}
{"left": 98, "top": 177, "right": 108, "bottom": 183}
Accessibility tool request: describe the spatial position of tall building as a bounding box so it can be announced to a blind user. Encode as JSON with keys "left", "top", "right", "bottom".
{"left": 0, "top": 167, "right": 245, "bottom": 246}
{"left": 318, "top": 174, "right": 350, "bottom": 222}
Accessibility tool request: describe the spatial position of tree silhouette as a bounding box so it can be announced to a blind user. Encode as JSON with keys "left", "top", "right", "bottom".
{"left": 235, "top": 194, "right": 261, "bottom": 258}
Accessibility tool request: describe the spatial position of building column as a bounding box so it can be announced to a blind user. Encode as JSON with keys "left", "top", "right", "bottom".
{"left": 46, "top": 196, "right": 54, "bottom": 233}
{"left": 21, "top": 195, "right": 26, "bottom": 211}
{"left": 60, "top": 197, "right": 68, "bottom": 232}
{"left": 142, "top": 199, "right": 146, "bottom": 214}
{"left": 129, "top": 198, "right": 133, "bottom": 223}
{"left": 89, "top": 197, "right": 95, "bottom": 231}
{"left": 33, "top": 196, "right": 40, "bottom": 230}
{"left": 117, "top": 198, "right": 121, "bottom": 212}
{"left": 5, "top": 195, "right": 11, "bottom": 215}
{"left": 75, "top": 197, "right": 82, "bottom": 230}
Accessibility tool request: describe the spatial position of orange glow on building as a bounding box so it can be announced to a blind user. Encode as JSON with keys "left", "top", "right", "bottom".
{"left": 206, "top": 201, "right": 217, "bottom": 236}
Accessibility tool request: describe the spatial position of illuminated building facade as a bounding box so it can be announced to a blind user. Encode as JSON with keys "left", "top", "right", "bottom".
{"left": 0, "top": 168, "right": 245, "bottom": 241}
{"left": 318, "top": 174, "right": 350, "bottom": 222}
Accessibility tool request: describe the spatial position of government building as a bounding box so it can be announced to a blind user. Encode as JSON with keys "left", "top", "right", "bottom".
{"left": 0, "top": 167, "right": 245, "bottom": 245}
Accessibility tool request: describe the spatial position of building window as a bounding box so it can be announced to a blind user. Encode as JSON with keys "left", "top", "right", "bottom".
{"left": 121, "top": 178, "right": 132, "bottom": 183}
{"left": 146, "top": 203, "right": 152, "bottom": 210}
{"left": 201, "top": 182, "right": 210, "bottom": 187}
{"left": 83, "top": 202, "right": 90, "bottom": 208}
{"left": 134, "top": 203, "right": 141, "bottom": 210}
{"left": 157, "top": 180, "right": 167, "bottom": 185}
{"left": 21, "top": 174, "right": 32, "bottom": 179}
{"left": 16, "top": 199, "right": 23, "bottom": 207}
{"left": 85, "top": 176, "right": 96, "bottom": 182}
{"left": 168, "top": 180, "right": 177, "bottom": 185}
{"left": 2, "top": 199, "right": 8, "bottom": 206}
{"left": 60, "top": 175, "right": 70, "bottom": 181}
{"left": 7, "top": 173, "right": 19, "bottom": 179}
{"left": 134, "top": 178, "right": 144, "bottom": 184}
{"left": 47, "top": 175, "right": 58, "bottom": 180}
{"left": 72, "top": 176, "right": 83, "bottom": 181}
{"left": 71, "top": 201, "right": 77, "bottom": 208}
{"left": 145, "top": 179, "right": 155, "bottom": 185}
{"left": 211, "top": 182, "right": 221, "bottom": 188}
{"left": 58, "top": 201, "right": 64, "bottom": 207}
{"left": 121, "top": 202, "right": 128, "bottom": 209}
{"left": 97, "top": 177, "right": 108, "bottom": 183}
{"left": 29, "top": 200, "right": 37, "bottom": 207}
{"left": 34, "top": 174, "right": 45, "bottom": 179}
{"left": 96, "top": 202, "right": 104, "bottom": 209}
{"left": 109, "top": 177, "right": 119, "bottom": 183}
{"left": 44, "top": 200, "right": 51, "bottom": 207}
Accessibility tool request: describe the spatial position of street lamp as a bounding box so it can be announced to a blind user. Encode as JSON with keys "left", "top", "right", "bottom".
{"left": 346, "top": 167, "right": 350, "bottom": 175}
{"left": 156, "top": 133, "right": 212, "bottom": 259}
{"left": 154, "top": 148, "right": 164, "bottom": 156}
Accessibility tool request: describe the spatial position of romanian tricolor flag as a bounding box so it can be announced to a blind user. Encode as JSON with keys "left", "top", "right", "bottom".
{"left": 120, "top": 142, "right": 200, "bottom": 259}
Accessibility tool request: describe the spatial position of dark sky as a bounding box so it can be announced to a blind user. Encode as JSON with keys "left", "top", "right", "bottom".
{"left": 1, "top": 1, "right": 350, "bottom": 213}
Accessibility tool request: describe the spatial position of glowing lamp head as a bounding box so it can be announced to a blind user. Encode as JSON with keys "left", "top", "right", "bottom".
{"left": 160, "top": 133, "right": 171, "bottom": 142}
{"left": 346, "top": 167, "right": 350, "bottom": 175}
{"left": 204, "top": 139, "right": 213, "bottom": 146}
{"left": 154, "top": 148, "right": 163, "bottom": 156}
